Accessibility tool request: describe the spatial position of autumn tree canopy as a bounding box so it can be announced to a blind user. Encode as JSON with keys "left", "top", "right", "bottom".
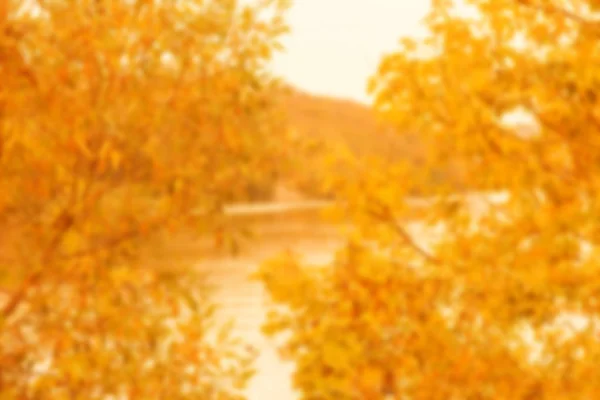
{"left": 259, "top": 0, "right": 600, "bottom": 398}
{"left": 0, "top": 0, "right": 288, "bottom": 397}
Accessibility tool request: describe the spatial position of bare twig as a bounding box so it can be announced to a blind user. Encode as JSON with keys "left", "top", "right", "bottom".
{"left": 366, "top": 201, "right": 443, "bottom": 266}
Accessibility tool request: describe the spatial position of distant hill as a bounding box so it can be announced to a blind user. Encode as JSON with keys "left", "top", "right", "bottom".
{"left": 282, "top": 88, "right": 421, "bottom": 161}
{"left": 276, "top": 86, "right": 463, "bottom": 198}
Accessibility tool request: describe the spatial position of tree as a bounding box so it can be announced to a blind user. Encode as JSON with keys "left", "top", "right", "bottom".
{"left": 0, "top": 0, "right": 288, "bottom": 397}
{"left": 258, "top": 0, "right": 600, "bottom": 398}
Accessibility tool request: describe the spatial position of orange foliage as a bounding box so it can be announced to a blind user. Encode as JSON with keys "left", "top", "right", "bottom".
{"left": 0, "top": 0, "right": 288, "bottom": 397}
{"left": 259, "top": 0, "right": 600, "bottom": 398}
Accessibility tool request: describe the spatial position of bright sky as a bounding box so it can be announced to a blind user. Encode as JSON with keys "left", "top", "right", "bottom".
{"left": 272, "top": 1, "right": 431, "bottom": 104}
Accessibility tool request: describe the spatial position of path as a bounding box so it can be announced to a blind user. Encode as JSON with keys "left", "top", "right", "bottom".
{"left": 197, "top": 212, "right": 345, "bottom": 400}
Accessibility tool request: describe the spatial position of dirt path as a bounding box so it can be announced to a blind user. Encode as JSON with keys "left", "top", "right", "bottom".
{"left": 198, "top": 233, "right": 344, "bottom": 400}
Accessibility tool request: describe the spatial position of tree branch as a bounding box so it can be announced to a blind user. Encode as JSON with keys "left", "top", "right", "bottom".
{"left": 517, "top": 0, "right": 600, "bottom": 27}
{"left": 1, "top": 212, "right": 74, "bottom": 320}
{"left": 365, "top": 201, "right": 443, "bottom": 266}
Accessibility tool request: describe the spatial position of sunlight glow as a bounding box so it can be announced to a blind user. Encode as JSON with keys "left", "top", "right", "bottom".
{"left": 272, "top": 0, "right": 431, "bottom": 104}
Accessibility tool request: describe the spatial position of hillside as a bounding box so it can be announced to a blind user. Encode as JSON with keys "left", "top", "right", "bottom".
{"left": 277, "top": 87, "right": 463, "bottom": 198}
{"left": 282, "top": 88, "right": 422, "bottom": 162}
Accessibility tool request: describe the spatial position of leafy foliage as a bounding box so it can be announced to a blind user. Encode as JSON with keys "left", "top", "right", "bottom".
{"left": 0, "top": 0, "right": 287, "bottom": 397}
{"left": 258, "top": 0, "right": 600, "bottom": 398}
